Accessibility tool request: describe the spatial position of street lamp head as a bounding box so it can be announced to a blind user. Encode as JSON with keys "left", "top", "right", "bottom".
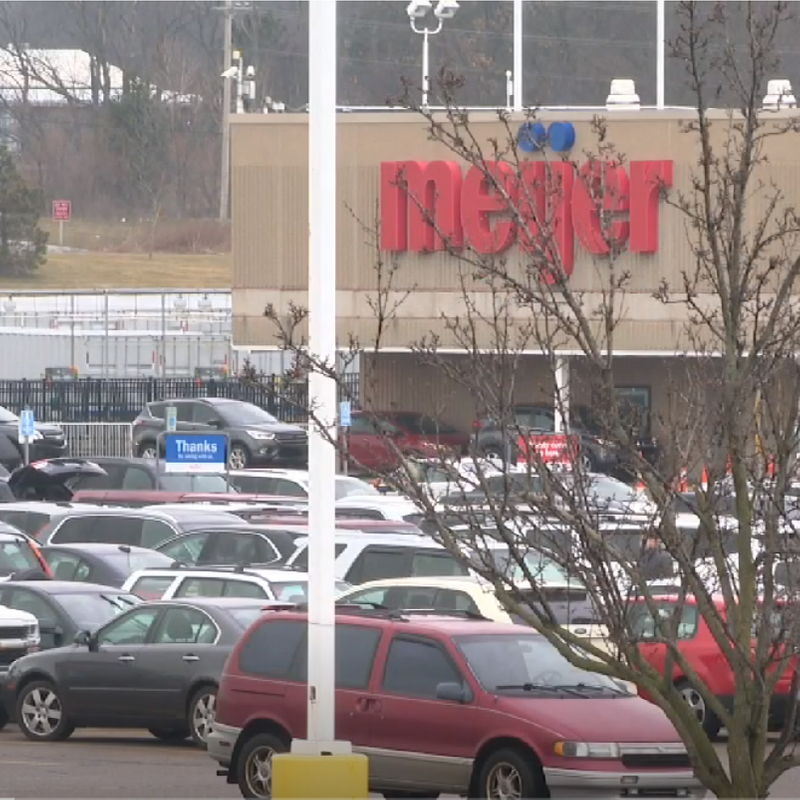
{"left": 220, "top": 65, "right": 239, "bottom": 79}
{"left": 434, "top": 0, "right": 459, "bottom": 19}
{"left": 406, "top": 0, "right": 433, "bottom": 20}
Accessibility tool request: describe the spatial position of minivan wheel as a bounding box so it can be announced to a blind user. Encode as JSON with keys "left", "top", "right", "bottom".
{"left": 477, "top": 747, "right": 546, "bottom": 799}
{"left": 676, "top": 678, "right": 721, "bottom": 739}
{"left": 188, "top": 685, "right": 216, "bottom": 748}
{"left": 138, "top": 443, "right": 158, "bottom": 459}
{"left": 16, "top": 680, "right": 74, "bottom": 742}
{"left": 228, "top": 444, "right": 250, "bottom": 470}
{"left": 237, "top": 732, "right": 287, "bottom": 798}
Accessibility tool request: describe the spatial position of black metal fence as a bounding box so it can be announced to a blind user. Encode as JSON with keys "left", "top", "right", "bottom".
{"left": 0, "top": 375, "right": 360, "bottom": 424}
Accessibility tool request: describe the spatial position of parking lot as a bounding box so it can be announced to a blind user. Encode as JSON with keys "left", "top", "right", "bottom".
{"left": 0, "top": 725, "right": 798, "bottom": 798}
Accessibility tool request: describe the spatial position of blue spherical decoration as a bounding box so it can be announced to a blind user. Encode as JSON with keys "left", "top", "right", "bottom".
{"left": 517, "top": 122, "right": 547, "bottom": 153}
{"left": 548, "top": 122, "right": 576, "bottom": 153}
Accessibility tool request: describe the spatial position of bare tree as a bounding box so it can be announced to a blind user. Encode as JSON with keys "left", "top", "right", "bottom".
{"left": 264, "top": 2, "right": 800, "bottom": 796}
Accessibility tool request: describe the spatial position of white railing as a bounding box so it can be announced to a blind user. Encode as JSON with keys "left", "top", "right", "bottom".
{"left": 59, "top": 422, "right": 134, "bottom": 458}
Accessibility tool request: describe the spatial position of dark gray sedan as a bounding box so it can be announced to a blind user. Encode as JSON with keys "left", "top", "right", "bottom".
{"left": 39, "top": 543, "right": 178, "bottom": 588}
{"left": 0, "top": 597, "right": 288, "bottom": 748}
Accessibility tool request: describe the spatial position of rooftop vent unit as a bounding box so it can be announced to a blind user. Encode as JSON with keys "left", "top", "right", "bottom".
{"left": 606, "top": 79, "right": 640, "bottom": 111}
{"left": 763, "top": 79, "right": 796, "bottom": 110}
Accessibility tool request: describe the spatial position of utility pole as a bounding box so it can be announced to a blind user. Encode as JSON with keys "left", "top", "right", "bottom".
{"left": 219, "top": 0, "right": 233, "bottom": 220}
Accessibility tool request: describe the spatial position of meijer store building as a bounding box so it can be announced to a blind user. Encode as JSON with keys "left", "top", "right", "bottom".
{"left": 229, "top": 108, "right": 798, "bottom": 432}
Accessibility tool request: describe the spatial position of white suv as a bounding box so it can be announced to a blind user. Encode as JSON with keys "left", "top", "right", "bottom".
{"left": 0, "top": 604, "right": 40, "bottom": 675}
{"left": 285, "top": 531, "right": 470, "bottom": 585}
{"left": 228, "top": 469, "right": 379, "bottom": 500}
{"left": 122, "top": 566, "right": 351, "bottom": 603}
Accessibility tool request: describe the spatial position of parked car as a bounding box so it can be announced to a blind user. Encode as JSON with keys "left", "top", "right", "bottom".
{"left": 0, "top": 526, "right": 52, "bottom": 579}
{"left": 0, "top": 580, "right": 141, "bottom": 651}
{"left": 250, "top": 515, "right": 424, "bottom": 537}
{"left": 0, "top": 597, "right": 290, "bottom": 746}
{"left": 346, "top": 411, "right": 468, "bottom": 472}
{"left": 628, "top": 592, "right": 797, "bottom": 738}
{"left": 35, "top": 506, "right": 243, "bottom": 548}
{"left": 207, "top": 608, "right": 702, "bottom": 799}
{"left": 286, "top": 531, "right": 471, "bottom": 584}
{"left": 40, "top": 543, "right": 179, "bottom": 588}
{"left": 0, "top": 605, "right": 40, "bottom": 682}
{"left": 0, "top": 501, "right": 107, "bottom": 537}
{"left": 66, "top": 456, "right": 238, "bottom": 494}
{"left": 154, "top": 526, "right": 297, "bottom": 567}
{"left": 228, "top": 469, "right": 379, "bottom": 500}
{"left": 334, "top": 495, "right": 424, "bottom": 523}
{"left": 132, "top": 398, "right": 308, "bottom": 469}
{"left": 0, "top": 405, "right": 68, "bottom": 469}
{"left": 474, "top": 403, "right": 659, "bottom": 476}
{"left": 3, "top": 459, "right": 109, "bottom": 502}
{"left": 121, "top": 565, "right": 351, "bottom": 603}
{"left": 71, "top": 490, "right": 299, "bottom": 508}
{"left": 336, "top": 573, "right": 612, "bottom": 648}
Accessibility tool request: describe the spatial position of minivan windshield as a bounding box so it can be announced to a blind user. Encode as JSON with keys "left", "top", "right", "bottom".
{"left": 217, "top": 402, "right": 279, "bottom": 426}
{"left": 455, "top": 633, "right": 630, "bottom": 694}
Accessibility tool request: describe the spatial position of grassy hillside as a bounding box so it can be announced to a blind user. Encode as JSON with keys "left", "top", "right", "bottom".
{"left": 0, "top": 218, "right": 232, "bottom": 290}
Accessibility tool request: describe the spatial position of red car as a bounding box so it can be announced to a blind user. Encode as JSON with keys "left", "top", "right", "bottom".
{"left": 629, "top": 593, "right": 796, "bottom": 738}
{"left": 345, "top": 411, "right": 468, "bottom": 473}
{"left": 207, "top": 608, "right": 702, "bottom": 799}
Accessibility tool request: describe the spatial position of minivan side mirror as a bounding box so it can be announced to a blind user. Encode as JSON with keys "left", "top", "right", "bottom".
{"left": 435, "top": 681, "right": 471, "bottom": 703}
{"left": 74, "top": 630, "right": 96, "bottom": 650}
{"left": 39, "top": 618, "right": 63, "bottom": 637}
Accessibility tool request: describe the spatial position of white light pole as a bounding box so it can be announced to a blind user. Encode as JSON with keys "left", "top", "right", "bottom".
{"left": 306, "top": 0, "right": 338, "bottom": 747}
{"left": 407, "top": 0, "right": 460, "bottom": 109}
{"left": 656, "top": 0, "right": 665, "bottom": 109}
{"left": 513, "top": 0, "right": 523, "bottom": 111}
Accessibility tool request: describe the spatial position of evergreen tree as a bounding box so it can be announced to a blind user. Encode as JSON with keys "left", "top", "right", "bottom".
{"left": 0, "top": 147, "right": 47, "bottom": 277}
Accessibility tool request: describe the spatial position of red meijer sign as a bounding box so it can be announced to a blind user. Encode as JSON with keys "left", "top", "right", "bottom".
{"left": 379, "top": 159, "right": 674, "bottom": 276}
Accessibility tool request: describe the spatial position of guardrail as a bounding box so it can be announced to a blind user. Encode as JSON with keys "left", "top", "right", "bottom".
{"left": 60, "top": 422, "right": 134, "bottom": 458}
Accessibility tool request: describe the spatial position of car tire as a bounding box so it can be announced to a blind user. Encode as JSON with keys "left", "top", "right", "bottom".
{"left": 228, "top": 444, "right": 250, "bottom": 470}
{"left": 676, "top": 678, "right": 721, "bottom": 739}
{"left": 148, "top": 726, "right": 189, "bottom": 742}
{"left": 383, "top": 793, "right": 440, "bottom": 799}
{"left": 475, "top": 746, "right": 547, "bottom": 799}
{"left": 187, "top": 685, "right": 217, "bottom": 748}
{"left": 16, "top": 680, "right": 74, "bottom": 742}
{"left": 137, "top": 442, "right": 159, "bottom": 459}
{"left": 236, "top": 731, "right": 288, "bottom": 799}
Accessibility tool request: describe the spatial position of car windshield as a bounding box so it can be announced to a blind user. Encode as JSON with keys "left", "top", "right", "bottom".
{"left": 574, "top": 476, "right": 638, "bottom": 505}
{"left": 269, "top": 580, "right": 309, "bottom": 602}
{"left": 456, "top": 633, "right": 628, "bottom": 693}
{"left": 158, "top": 474, "right": 236, "bottom": 493}
{"left": 335, "top": 478, "right": 379, "bottom": 499}
{"left": 0, "top": 406, "right": 18, "bottom": 423}
{"left": 217, "top": 402, "right": 279, "bottom": 426}
{"left": 479, "top": 547, "right": 582, "bottom": 586}
{"left": 0, "top": 538, "right": 38, "bottom": 575}
{"left": 103, "top": 549, "right": 176, "bottom": 574}
{"left": 55, "top": 592, "right": 141, "bottom": 629}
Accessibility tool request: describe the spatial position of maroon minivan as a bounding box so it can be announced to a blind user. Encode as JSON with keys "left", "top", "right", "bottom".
{"left": 207, "top": 609, "right": 703, "bottom": 799}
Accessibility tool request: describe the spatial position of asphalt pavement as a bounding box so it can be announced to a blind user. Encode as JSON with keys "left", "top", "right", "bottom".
{"left": 2, "top": 726, "right": 800, "bottom": 798}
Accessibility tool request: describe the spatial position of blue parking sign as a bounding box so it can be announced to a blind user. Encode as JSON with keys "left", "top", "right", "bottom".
{"left": 339, "top": 401, "right": 351, "bottom": 428}
{"left": 18, "top": 408, "right": 35, "bottom": 441}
